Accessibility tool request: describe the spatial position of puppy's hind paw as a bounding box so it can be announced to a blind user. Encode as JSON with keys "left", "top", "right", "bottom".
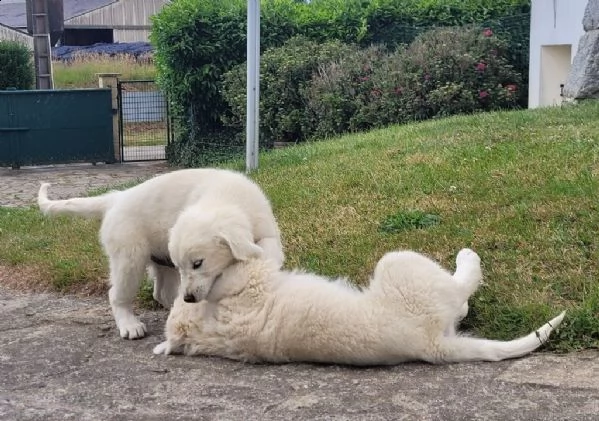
{"left": 456, "top": 248, "right": 480, "bottom": 268}
{"left": 153, "top": 341, "right": 171, "bottom": 355}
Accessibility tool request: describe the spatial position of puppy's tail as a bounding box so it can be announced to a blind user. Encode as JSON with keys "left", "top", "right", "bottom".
{"left": 38, "top": 183, "right": 118, "bottom": 219}
{"left": 438, "top": 311, "right": 565, "bottom": 363}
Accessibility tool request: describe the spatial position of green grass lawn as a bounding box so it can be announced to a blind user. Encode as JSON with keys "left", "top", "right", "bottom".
{"left": 1, "top": 101, "right": 598, "bottom": 351}
{"left": 122, "top": 121, "right": 168, "bottom": 147}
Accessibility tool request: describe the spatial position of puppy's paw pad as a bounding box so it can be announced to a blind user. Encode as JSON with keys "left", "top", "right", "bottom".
{"left": 119, "top": 320, "right": 147, "bottom": 339}
{"left": 153, "top": 341, "right": 170, "bottom": 355}
{"left": 456, "top": 248, "right": 480, "bottom": 267}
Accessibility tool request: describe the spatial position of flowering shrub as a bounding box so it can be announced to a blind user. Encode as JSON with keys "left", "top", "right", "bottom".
{"left": 402, "top": 25, "right": 522, "bottom": 115}
{"left": 304, "top": 25, "right": 522, "bottom": 138}
{"left": 220, "top": 25, "right": 523, "bottom": 145}
{"left": 302, "top": 45, "right": 388, "bottom": 139}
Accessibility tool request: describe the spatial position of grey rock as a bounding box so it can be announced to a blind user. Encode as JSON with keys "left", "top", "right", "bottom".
{"left": 583, "top": 0, "right": 599, "bottom": 31}
{"left": 1, "top": 286, "right": 598, "bottom": 421}
{"left": 563, "top": 30, "right": 599, "bottom": 99}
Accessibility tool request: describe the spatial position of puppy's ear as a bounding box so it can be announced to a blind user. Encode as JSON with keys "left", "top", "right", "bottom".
{"left": 219, "top": 224, "right": 263, "bottom": 261}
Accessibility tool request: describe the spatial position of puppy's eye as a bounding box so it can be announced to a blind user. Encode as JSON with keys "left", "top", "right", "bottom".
{"left": 192, "top": 259, "right": 204, "bottom": 270}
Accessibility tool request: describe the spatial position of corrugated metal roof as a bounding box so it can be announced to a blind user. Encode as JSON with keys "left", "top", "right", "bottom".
{"left": 0, "top": 0, "right": 117, "bottom": 28}
{"left": 0, "top": 3, "right": 27, "bottom": 28}
{"left": 67, "top": 0, "right": 117, "bottom": 20}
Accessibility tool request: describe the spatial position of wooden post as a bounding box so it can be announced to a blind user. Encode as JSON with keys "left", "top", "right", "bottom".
{"left": 28, "top": 0, "right": 54, "bottom": 89}
{"left": 97, "top": 73, "right": 121, "bottom": 163}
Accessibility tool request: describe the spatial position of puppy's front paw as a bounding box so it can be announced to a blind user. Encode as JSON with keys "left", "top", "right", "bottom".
{"left": 118, "top": 319, "right": 147, "bottom": 340}
{"left": 456, "top": 248, "right": 480, "bottom": 268}
{"left": 153, "top": 341, "right": 171, "bottom": 355}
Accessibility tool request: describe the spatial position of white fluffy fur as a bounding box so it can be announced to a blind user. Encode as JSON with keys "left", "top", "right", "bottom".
{"left": 154, "top": 245, "right": 565, "bottom": 364}
{"left": 38, "top": 168, "right": 284, "bottom": 339}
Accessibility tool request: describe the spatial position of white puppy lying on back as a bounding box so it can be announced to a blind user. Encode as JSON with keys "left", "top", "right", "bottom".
{"left": 38, "top": 168, "right": 284, "bottom": 340}
{"left": 154, "top": 211, "right": 564, "bottom": 364}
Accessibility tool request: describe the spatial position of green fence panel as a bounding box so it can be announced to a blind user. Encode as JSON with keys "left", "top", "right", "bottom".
{"left": 0, "top": 89, "right": 115, "bottom": 168}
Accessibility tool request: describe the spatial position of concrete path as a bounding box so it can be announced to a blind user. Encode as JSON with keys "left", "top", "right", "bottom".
{"left": 0, "top": 162, "right": 170, "bottom": 207}
{"left": 0, "top": 163, "right": 598, "bottom": 420}
{"left": 0, "top": 287, "right": 598, "bottom": 421}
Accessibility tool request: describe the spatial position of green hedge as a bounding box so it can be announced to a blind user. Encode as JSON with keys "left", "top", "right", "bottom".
{"left": 151, "top": 0, "right": 531, "bottom": 166}
{"left": 0, "top": 41, "right": 34, "bottom": 90}
{"left": 222, "top": 37, "right": 358, "bottom": 147}
{"left": 222, "top": 27, "right": 522, "bottom": 144}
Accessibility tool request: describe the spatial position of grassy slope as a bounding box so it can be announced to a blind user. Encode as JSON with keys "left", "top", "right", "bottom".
{"left": 1, "top": 101, "right": 598, "bottom": 350}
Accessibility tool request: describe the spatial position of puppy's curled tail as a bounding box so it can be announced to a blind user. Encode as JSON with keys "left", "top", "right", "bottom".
{"left": 38, "top": 183, "right": 118, "bottom": 219}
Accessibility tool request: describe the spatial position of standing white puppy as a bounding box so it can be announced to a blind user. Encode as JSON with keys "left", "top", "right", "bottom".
{"left": 38, "top": 168, "right": 284, "bottom": 339}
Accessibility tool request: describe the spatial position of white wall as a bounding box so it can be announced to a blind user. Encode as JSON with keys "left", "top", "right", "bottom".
{"left": 529, "top": 0, "right": 587, "bottom": 108}
{"left": 0, "top": 23, "right": 33, "bottom": 49}
{"left": 114, "top": 28, "right": 151, "bottom": 43}
{"left": 539, "top": 45, "right": 572, "bottom": 106}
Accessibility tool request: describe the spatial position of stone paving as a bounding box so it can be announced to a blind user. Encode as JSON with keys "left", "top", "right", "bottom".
{"left": 1, "top": 286, "right": 598, "bottom": 421}
{"left": 0, "top": 161, "right": 170, "bottom": 207}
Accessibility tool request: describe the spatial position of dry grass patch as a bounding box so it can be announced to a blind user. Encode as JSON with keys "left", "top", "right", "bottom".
{"left": 53, "top": 54, "right": 156, "bottom": 89}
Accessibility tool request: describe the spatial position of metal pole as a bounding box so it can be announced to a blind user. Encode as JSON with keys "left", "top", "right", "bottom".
{"left": 246, "top": 0, "right": 260, "bottom": 172}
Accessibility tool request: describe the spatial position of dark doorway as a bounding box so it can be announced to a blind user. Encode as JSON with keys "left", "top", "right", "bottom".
{"left": 62, "top": 28, "right": 114, "bottom": 46}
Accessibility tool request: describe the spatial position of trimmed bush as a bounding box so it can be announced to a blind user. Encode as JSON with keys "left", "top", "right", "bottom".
{"left": 302, "top": 45, "right": 389, "bottom": 139}
{"left": 0, "top": 41, "right": 34, "bottom": 90}
{"left": 221, "top": 36, "right": 357, "bottom": 146}
{"left": 151, "top": 0, "right": 247, "bottom": 132}
{"left": 165, "top": 126, "right": 244, "bottom": 168}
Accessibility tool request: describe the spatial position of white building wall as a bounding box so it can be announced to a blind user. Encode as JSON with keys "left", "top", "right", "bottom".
{"left": 529, "top": 0, "right": 587, "bottom": 108}
{"left": 114, "top": 28, "right": 151, "bottom": 43}
{"left": 0, "top": 23, "right": 33, "bottom": 49}
{"left": 65, "top": 0, "right": 168, "bottom": 27}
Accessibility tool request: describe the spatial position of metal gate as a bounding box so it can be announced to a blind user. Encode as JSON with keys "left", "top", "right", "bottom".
{"left": 0, "top": 89, "right": 114, "bottom": 168}
{"left": 117, "top": 80, "right": 170, "bottom": 162}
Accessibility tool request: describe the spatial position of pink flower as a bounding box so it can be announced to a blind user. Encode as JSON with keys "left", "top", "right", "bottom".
{"left": 505, "top": 84, "right": 517, "bottom": 92}
{"left": 371, "top": 88, "right": 382, "bottom": 97}
{"left": 424, "top": 73, "right": 431, "bottom": 81}
{"left": 394, "top": 86, "right": 403, "bottom": 95}
{"left": 359, "top": 76, "right": 370, "bottom": 82}
{"left": 479, "top": 90, "right": 489, "bottom": 99}
{"left": 483, "top": 28, "right": 493, "bottom": 37}
{"left": 476, "top": 62, "right": 487, "bottom": 72}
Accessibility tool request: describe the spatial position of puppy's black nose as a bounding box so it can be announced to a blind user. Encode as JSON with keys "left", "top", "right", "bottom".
{"left": 183, "top": 294, "right": 197, "bottom": 303}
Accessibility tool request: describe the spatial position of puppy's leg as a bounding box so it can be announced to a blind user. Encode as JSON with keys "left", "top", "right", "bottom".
{"left": 453, "top": 248, "right": 482, "bottom": 291}
{"left": 452, "top": 248, "right": 482, "bottom": 313}
{"left": 149, "top": 264, "right": 180, "bottom": 309}
{"left": 108, "top": 255, "right": 148, "bottom": 339}
{"left": 153, "top": 340, "right": 183, "bottom": 355}
{"left": 444, "top": 249, "right": 482, "bottom": 336}
{"left": 257, "top": 237, "right": 284, "bottom": 268}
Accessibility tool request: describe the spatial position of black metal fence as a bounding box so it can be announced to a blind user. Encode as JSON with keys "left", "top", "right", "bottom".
{"left": 117, "top": 80, "right": 169, "bottom": 162}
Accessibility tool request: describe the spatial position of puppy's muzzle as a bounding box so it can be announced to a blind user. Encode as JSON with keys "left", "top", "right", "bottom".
{"left": 183, "top": 293, "right": 197, "bottom": 303}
